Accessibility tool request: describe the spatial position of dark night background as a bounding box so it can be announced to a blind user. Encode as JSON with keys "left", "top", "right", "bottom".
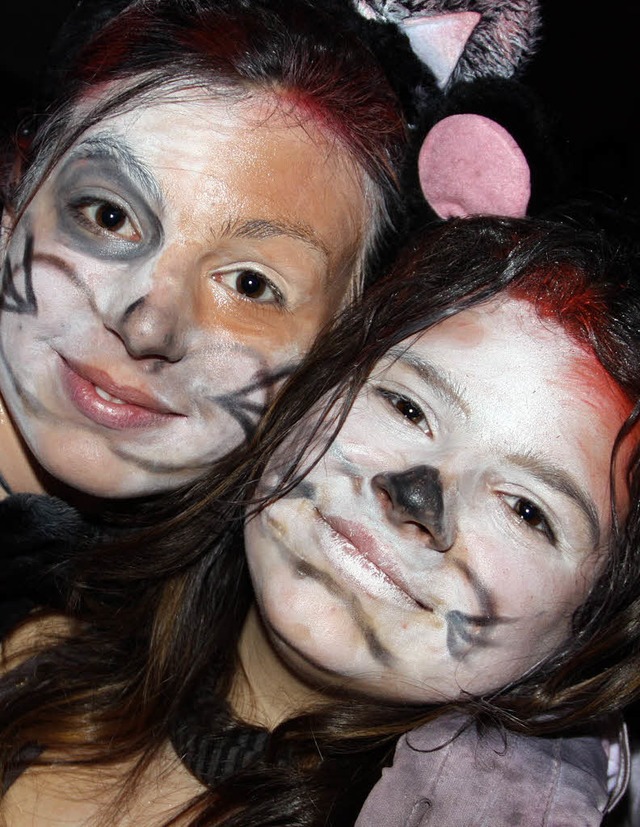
{"left": 0, "top": 1, "right": 638, "bottom": 211}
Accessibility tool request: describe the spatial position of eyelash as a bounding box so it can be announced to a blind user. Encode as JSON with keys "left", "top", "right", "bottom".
{"left": 69, "top": 197, "right": 141, "bottom": 242}
{"left": 67, "top": 197, "right": 286, "bottom": 308}
{"left": 212, "top": 268, "right": 286, "bottom": 308}
{"left": 376, "top": 388, "right": 431, "bottom": 435}
{"left": 503, "top": 494, "right": 556, "bottom": 544}
{"left": 375, "top": 384, "right": 558, "bottom": 545}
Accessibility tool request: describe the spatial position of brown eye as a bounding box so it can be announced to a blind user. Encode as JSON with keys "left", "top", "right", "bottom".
{"left": 377, "top": 389, "right": 431, "bottom": 434}
{"left": 236, "top": 270, "right": 268, "bottom": 299}
{"left": 73, "top": 198, "right": 141, "bottom": 242}
{"left": 515, "top": 498, "right": 543, "bottom": 526}
{"left": 394, "top": 397, "right": 424, "bottom": 424}
{"left": 511, "top": 497, "right": 555, "bottom": 543}
{"left": 213, "top": 267, "right": 284, "bottom": 306}
{"left": 96, "top": 203, "right": 127, "bottom": 231}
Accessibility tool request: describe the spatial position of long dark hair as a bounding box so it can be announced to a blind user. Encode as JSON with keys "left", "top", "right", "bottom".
{"left": 2, "top": 0, "right": 409, "bottom": 282}
{"left": 3, "top": 215, "right": 640, "bottom": 825}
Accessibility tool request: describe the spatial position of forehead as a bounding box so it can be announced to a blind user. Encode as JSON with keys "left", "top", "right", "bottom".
{"left": 408, "top": 295, "right": 623, "bottom": 406}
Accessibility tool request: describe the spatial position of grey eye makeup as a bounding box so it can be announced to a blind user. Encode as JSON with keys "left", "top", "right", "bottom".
{"left": 52, "top": 153, "right": 163, "bottom": 261}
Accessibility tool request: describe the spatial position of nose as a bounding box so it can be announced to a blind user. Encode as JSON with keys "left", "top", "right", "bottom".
{"left": 105, "top": 293, "right": 189, "bottom": 362}
{"left": 100, "top": 251, "right": 197, "bottom": 362}
{"left": 372, "top": 465, "right": 455, "bottom": 552}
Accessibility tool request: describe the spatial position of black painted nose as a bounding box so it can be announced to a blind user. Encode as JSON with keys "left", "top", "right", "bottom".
{"left": 372, "top": 465, "right": 454, "bottom": 551}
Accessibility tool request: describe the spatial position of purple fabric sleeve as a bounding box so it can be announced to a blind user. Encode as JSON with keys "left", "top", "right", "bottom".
{"left": 356, "top": 714, "right": 614, "bottom": 827}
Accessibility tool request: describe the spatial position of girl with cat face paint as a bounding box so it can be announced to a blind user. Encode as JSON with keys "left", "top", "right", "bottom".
{"left": 2, "top": 216, "right": 638, "bottom": 825}
{"left": 0, "top": 0, "right": 554, "bottom": 506}
{"left": 0, "top": 0, "right": 407, "bottom": 501}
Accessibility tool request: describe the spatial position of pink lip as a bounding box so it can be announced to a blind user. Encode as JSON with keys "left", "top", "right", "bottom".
{"left": 323, "top": 514, "right": 432, "bottom": 611}
{"left": 60, "top": 356, "right": 183, "bottom": 430}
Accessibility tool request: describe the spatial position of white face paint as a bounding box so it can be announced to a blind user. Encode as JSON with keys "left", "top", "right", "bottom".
{"left": 0, "top": 87, "right": 367, "bottom": 497}
{"left": 245, "top": 297, "right": 631, "bottom": 704}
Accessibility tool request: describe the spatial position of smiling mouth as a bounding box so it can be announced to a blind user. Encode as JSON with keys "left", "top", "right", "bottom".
{"left": 59, "top": 355, "right": 184, "bottom": 430}
{"left": 94, "top": 384, "right": 127, "bottom": 405}
{"left": 317, "top": 511, "right": 433, "bottom": 612}
{"left": 64, "top": 356, "right": 177, "bottom": 412}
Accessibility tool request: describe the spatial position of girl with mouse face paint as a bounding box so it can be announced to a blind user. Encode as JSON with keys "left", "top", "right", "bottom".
{"left": 245, "top": 291, "right": 628, "bottom": 706}
{"left": 3, "top": 216, "right": 639, "bottom": 826}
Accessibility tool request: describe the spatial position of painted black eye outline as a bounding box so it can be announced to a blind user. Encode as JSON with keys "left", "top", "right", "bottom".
{"left": 376, "top": 387, "right": 432, "bottom": 435}
{"left": 212, "top": 266, "right": 285, "bottom": 307}
{"left": 503, "top": 494, "right": 556, "bottom": 544}
{"left": 68, "top": 196, "right": 142, "bottom": 243}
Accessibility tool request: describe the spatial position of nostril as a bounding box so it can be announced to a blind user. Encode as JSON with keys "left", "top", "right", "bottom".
{"left": 408, "top": 520, "right": 430, "bottom": 536}
{"left": 373, "top": 477, "right": 430, "bottom": 535}
{"left": 405, "top": 521, "right": 441, "bottom": 550}
{"left": 373, "top": 484, "right": 391, "bottom": 507}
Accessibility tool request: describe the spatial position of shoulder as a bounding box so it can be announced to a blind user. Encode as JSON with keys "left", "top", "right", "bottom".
{"left": 356, "top": 713, "right": 616, "bottom": 827}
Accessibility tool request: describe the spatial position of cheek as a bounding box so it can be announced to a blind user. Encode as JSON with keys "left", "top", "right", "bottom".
{"left": 452, "top": 521, "right": 588, "bottom": 652}
{"left": 3, "top": 228, "right": 97, "bottom": 333}
{"left": 185, "top": 332, "right": 292, "bottom": 425}
{"left": 246, "top": 511, "right": 364, "bottom": 665}
{"left": 194, "top": 297, "right": 322, "bottom": 370}
{"left": 332, "top": 410, "right": 403, "bottom": 470}
{"left": 476, "top": 560, "right": 578, "bottom": 664}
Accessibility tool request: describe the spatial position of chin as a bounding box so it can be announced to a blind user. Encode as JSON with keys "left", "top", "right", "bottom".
{"left": 36, "top": 448, "right": 189, "bottom": 501}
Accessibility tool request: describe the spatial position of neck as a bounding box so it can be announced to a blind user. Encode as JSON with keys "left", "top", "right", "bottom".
{"left": 230, "top": 605, "right": 327, "bottom": 730}
{"left": 0, "top": 394, "right": 46, "bottom": 496}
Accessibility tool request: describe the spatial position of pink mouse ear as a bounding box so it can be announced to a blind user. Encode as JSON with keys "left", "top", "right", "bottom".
{"left": 418, "top": 113, "right": 531, "bottom": 219}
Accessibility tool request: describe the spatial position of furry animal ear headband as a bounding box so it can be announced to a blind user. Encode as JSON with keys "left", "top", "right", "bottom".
{"left": 353, "top": 0, "right": 543, "bottom": 219}
{"left": 42, "top": 0, "right": 545, "bottom": 220}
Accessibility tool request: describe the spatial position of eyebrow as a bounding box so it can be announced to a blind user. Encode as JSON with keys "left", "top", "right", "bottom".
{"left": 384, "top": 348, "right": 602, "bottom": 548}
{"left": 385, "top": 347, "right": 471, "bottom": 417}
{"left": 507, "top": 453, "right": 601, "bottom": 548}
{"left": 64, "top": 133, "right": 165, "bottom": 208}
{"left": 222, "top": 217, "right": 330, "bottom": 264}
{"left": 65, "top": 139, "right": 332, "bottom": 266}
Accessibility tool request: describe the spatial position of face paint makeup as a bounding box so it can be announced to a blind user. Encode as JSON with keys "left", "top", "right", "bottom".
{"left": 245, "top": 296, "right": 631, "bottom": 704}
{"left": 0, "top": 87, "right": 367, "bottom": 497}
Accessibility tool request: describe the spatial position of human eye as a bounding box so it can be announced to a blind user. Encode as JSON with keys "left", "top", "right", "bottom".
{"left": 69, "top": 197, "right": 141, "bottom": 242}
{"left": 212, "top": 267, "right": 285, "bottom": 307}
{"left": 376, "top": 388, "right": 431, "bottom": 435}
{"left": 503, "top": 495, "right": 556, "bottom": 544}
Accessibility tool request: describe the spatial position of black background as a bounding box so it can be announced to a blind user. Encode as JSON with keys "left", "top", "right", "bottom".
{"left": 1, "top": 1, "right": 638, "bottom": 210}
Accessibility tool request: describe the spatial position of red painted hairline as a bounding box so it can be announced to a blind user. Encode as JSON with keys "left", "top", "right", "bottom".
{"left": 508, "top": 263, "right": 606, "bottom": 348}
{"left": 74, "top": 11, "right": 402, "bottom": 183}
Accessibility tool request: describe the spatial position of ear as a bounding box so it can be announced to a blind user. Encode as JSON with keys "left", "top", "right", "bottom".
{"left": 399, "top": 12, "right": 480, "bottom": 89}
{"left": 354, "top": 1, "right": 542, "bottom": 87}
{"left": 1, "top": 206, "right": 15, "bottom": 252}
{"left": 418, "top": 114, "right": 530, "bottom": 219}
{"left": 0, "top": 184, "right": 21, "bottom": 260}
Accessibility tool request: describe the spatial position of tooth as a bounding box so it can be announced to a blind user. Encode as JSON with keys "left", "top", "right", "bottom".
{"left": 94, "top": 385, "right": 126, "bottom": 405}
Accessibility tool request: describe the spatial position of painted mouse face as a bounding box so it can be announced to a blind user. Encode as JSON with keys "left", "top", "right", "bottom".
{"left": 0, "top": 87, "right": 367, "bottom": 497}
{"left": 245, "top": 296, "right": 630, "bottom": 704}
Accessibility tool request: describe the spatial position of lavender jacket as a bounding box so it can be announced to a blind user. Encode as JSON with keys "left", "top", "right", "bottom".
{"left": 356, "top": 714, "right": 628, "bottom": 827}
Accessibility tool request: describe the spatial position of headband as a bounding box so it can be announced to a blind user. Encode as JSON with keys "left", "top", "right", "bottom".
{"left": 353, "top": 0, "right": 543, "bottom": 218}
